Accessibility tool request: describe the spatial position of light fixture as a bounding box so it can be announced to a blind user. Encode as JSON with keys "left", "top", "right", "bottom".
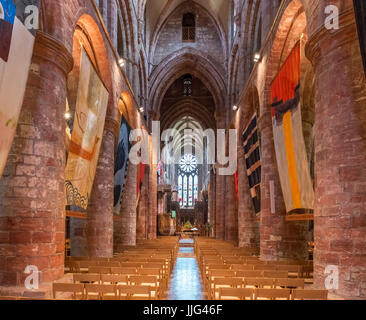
{"left": 64, "top": 111, "right": 72, "bottom": 120}
{"left": 233, "top": 105, "right": 238, "bottom": 111}
{"left": 118, "top": 58, "right": 125, "bottom": 67}
{"left": 139, "top": 107, "right": 144, "bottom": 113}
{"left": 253, "top": 53, "right": 261, "bottom": 63}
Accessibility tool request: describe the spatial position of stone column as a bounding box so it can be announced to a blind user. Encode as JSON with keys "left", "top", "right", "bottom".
{"left": 0, "top": 32, "right": 73, "bottom": 293}
{"left": 306, "top": 7, "right": 366, "bottom": 299}
{"left": 137, "top": 165, "right": 149, "bottom": 240}
{"left": 148, "top": 136, "right": 157, "bottom": 239}
{"left": 237, "top": 145, "right": 259, "bottom": 248}
{"left": 86, "top": 117, "right": 118, "bottom": 258}
{"left": 208, "top": 171, "right": 216, "bottom": 238}
{"left": 259, "top": 111, "right": 308, "bottom": 261}
{"left": 114, "top": 160, "right": 137, "bottom": 250}
{"left": 215, "top": 172, "right": 225, "bottom": 240}
{"left": 225, "top": 175, "right": 238, "bottom": 242}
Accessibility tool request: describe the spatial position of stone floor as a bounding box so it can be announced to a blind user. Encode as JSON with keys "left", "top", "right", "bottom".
{"left": 167, "top": 240, "right": 204, "bottom": 300}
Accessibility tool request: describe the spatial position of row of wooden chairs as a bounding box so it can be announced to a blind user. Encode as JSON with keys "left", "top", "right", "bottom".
{"left": 209, "top": 277, "right": 305, "bottom": 300}
{"left": 203, "top": 264, "right": 311, "bottom": 278}
{"left": 217, "top": 288, "right": 328, "bottom": 300}
{"left": 52, "top": 283, "right": 154, "bottom": 300}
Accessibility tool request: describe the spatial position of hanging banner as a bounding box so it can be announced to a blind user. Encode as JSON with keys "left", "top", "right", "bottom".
{"left": 136, "top": 162, "right": 145, "bottom": 197}
{"left": 242, "top": 113, "right": 261, "bottom": 215}
{"left": 234, "top": 171, "right": 239, "bottom": 203}
{"left": 271, "top": 43, "right": 314, "bottom": 213}
{"left": 113, "top": 115, "right": 131, "bottom": 216}
{"left": 354, "top": 0, "right": 366, "bottom": 76}
{"left": 65, "top": 49, "right": 109, "bottom": 216}
{"left": 0, "top": 0, "right": 39, "bottom": 178}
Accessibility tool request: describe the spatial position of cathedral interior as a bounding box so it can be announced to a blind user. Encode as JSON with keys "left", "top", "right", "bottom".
{"left": 0, "top": 0, "right": 366, "bottom": 301}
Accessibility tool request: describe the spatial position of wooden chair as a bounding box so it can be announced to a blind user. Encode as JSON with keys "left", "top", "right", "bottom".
{"left": 97, "top": 261, "right": 120, "bottom": 268}
{"left": 254, "top": 265, "right": 278, "bottom": 271}
{"left": 254, "top": 288, "right": 291, "bottom": 300}
{"left": 235, "top": 270, "right": 263, "bottom": 278}
{"left": 111, "top": 267, "right": 137, "bottom": 275}
{"left": 129, "top": 275, "right": 158, "bottom": 286}
{"left": 276, "top": 265, "right": 303, "bottom": 277}
{"left": 100, "top": 274, "right": 128, "bottom": 285}
{"left": 64, "top": 261, "right": 80, "bottom": 273}
{"left": 138, "top": 268, "right": 162, "bottom": 278}
{"left": 88, "top": 266, "right": 111, "bottom": 274}
{"left": 230, "top": 264, "right": 254, "bottom": 271}
{"left": 85, "top": 284, "right": 117, "bottom": 300}
{"left": 118, "top": 285, "right": 153, "bottom": 300}
{"left": 210, "top": 278, "right": 243, "bottom": 300}
{"left": 244, "top": 278, "right": 274, "bottom": 289}
{"left": 263, "top": 271, "right": 288, "bottom": 278}
{"left": 52, "top": 283, "right": 84, "bottom": 300}
{"left": 301, "top": 265, "right": 314, "bottom": 278}
{"left": 129, "top": 275, "right": 160, "bottom": 299}
{"left": 208, "top": 270, "right": 236, "bottom": 282}
{"left": 274, "top": 278, "right": 305, "bottom": 289}
{"left": 73, "top": 273, "right": 100, "bottom": 284}
{"left": 119, "top": 263, "right": 144, "bottom": 269}
{"left": 291, "top": 289, "right": 328, "bottom": 300}
{"left": 218, "top": 288, "right": 254, "bottom": 300}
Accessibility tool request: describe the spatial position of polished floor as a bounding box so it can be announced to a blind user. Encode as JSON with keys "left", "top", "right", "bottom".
{"left": 167, "top": 240, "right": 204, "bottom": 300}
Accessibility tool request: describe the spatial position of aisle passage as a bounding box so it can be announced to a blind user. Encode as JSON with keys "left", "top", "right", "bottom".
{"left": 167, "top": 240, "right": 204, "bottom": 300}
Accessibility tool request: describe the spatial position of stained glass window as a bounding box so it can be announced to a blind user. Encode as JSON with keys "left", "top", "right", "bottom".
{"left": 194, "top": 175, "right": 198, "bottom": 203}
{"left": 178, "top": 175, "right": 183, "bottom": 207}
{"left": 178, "top": 154, "right": 198, "bottom": 208}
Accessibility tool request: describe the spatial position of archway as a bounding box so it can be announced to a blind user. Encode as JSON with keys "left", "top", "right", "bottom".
{"left": 260, "top": 0, "right": 315, "bottom": 261}
{"left": 65, "top": 14, "right": 113, "bottom": 258}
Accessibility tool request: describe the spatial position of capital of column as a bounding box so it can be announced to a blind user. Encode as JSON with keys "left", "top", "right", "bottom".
{"left": 305, "top": 7, "right": 357, "bottom": 67}
{"left": 33, "top": 31, "right": 74, "bottom": 77}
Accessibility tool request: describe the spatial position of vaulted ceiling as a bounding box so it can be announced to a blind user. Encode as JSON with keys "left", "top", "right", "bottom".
{"left": 145, "top": 0, "right": 230, "bottom": 37}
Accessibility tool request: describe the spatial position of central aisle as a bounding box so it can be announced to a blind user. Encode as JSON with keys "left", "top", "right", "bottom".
{"left": 167, "top": 239, "right": 205, "bottom": 300}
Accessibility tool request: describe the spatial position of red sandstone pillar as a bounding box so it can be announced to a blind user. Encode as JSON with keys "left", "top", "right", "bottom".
{"left": 306, "top": 7, "right": 366, "bottom": 299}
{"left": 0, "top": 32, "right": 73, "bottom": 292}
{"left": 114, "top": 161, "right": 137, "bottom": 250}
{"left": 225, "top": 175, "right": 238, "bottom": 242}
{"left": 215, "top": 172, "right": 225, "bottom": 240}
{"left": 148, "top": 136, "right": 157, "bottom": 239}
{"left": 86, "top": 118, "right": 118, "bottom": 258}
{"left": 208, "top": 171, "right": 216, "bottom": 237}
{"left": 237, "top": 145, "right": 259, "bottom": 248}
{"left": 137, "top": 166, "right": 149, "bottom": 240}
{"left": 259, "top": 111, "right": 308, "bottom": 261}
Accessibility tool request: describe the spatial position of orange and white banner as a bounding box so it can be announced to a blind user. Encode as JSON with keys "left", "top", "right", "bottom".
{"left": 271, "top": 43, "right": 314, "bottom": 213}
{"left": 65, "top": 49, "right": 109, "bottom": 215}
